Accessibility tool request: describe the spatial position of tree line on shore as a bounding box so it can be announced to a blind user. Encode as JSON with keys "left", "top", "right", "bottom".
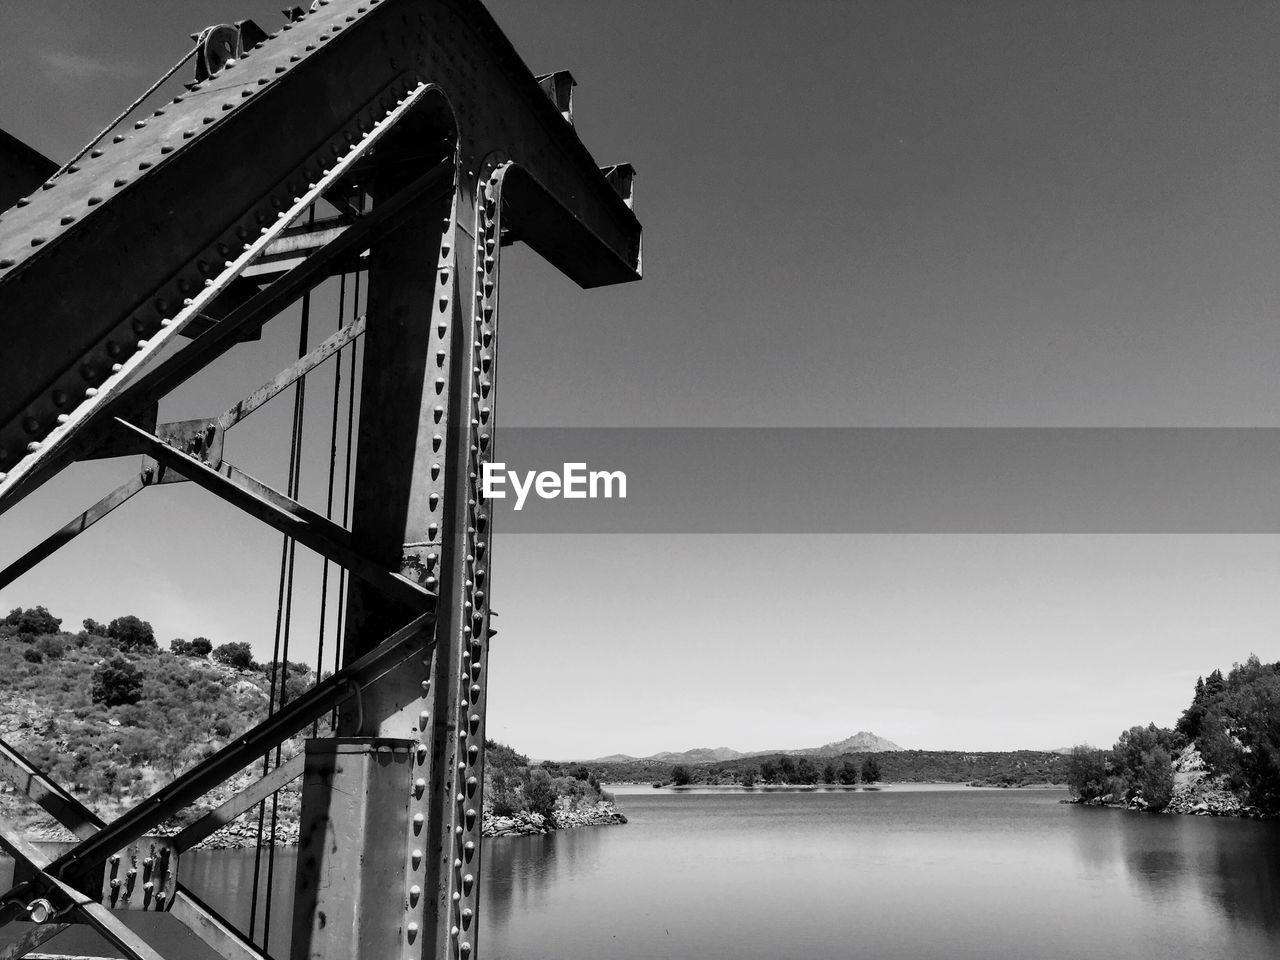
{"left": 1066, "top": 654, "right": 1280, "bottom": 815}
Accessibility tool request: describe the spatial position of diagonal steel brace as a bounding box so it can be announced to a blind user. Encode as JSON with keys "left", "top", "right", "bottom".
{"left": 114, "top": 418, "right": 434, "bottom": 612}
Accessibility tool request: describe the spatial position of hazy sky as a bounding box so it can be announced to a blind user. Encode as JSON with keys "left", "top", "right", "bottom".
{"left": 2, "top": 1, "right": 1280, "bottom": 757}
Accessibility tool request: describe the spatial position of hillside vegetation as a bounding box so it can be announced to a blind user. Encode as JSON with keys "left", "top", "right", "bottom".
{"left": 568, "top": 749, "right": 1066, "bottom": 788}
{"left": 1066, "top": 654, "right": 1280, "bottom": 817}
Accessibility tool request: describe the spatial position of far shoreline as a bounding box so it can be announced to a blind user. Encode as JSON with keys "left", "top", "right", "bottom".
{"left": 606, "top": 781, "right": 1067, "bottom": 795}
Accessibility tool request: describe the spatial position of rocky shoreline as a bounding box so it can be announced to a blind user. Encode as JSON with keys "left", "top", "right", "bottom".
{"left": 1061, "top": 751, "right": 1272, "bottom": 820}
{"left": 21, "top": 799, "right": 628, "bottom": 849}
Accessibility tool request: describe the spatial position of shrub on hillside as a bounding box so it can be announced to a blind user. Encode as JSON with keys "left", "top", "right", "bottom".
{"left": 3, "top": 605, "right": 62, "bottom": 636}
{"left": 170, "top": 637, "right": 213, "bottom": 658}
{"left": 91, "top": 656, "right": 144, "bottom": 707}
{"left": 213, "top": 642, "right": 255, "bottom": 670}
{"left": 107, "top": 615, "right": 156, "bottom": 651}
{"left": 35, "top": 635, "right": 65, "bottom": 660}
{"left": 22, "top": 648, "right": 43, "bottom": 664}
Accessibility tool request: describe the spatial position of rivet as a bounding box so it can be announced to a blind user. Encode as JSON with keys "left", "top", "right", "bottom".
{"left": 419, "top": 710, "right": 430, "bottom": 730}
{"left": 134, "top": 120, "right": 146, "bottom": 129}
{"left": 114, "top": 178, "right": 128, "bottom": 187}
{"left": 88, "top": 196, "right": 103, "bottom": 205}
{"left": 90, "top": 149, "right": 103, "bottom": 158}
{"left": 411, "top": 848, "right": 423, "bottom": 867}
{"left": 30, "top": 237, "right": 45, "bottom": 246}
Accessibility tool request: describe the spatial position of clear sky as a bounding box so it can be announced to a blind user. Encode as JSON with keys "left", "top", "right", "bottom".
{"left": 2, "top": 1, "right": 1280, "bottom": 758}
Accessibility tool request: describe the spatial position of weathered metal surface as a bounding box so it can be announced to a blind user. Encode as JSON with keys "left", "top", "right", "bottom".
{"left": 0, "top": 79, "right": 450, "bottom": 510}
{"left": 168, "top": 887, "right": 270, "bottom": 960}
{"left": 422, "top": 162, "right": 508, "bottom": 960}
{"left": 290, "top": 740, "right": 414, "bottom": 960}
{"left": 102, "top": 839, "right": 178, "bottom": 912}
{"left": 0, "top": 829, "right": 165, "bottom": 960}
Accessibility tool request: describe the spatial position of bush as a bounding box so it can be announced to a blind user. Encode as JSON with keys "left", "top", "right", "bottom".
{"left": 860, "top": 756, "right": 882, "bottom": 784}
{"left": 1135, "top": 746, "right": 1174, "bottom": 810}
{"left": 523, "top": 768, "right": 558, "bottom": 821}
{"left": 189, "top": 637, "right": 213, "bottom": 657}
{"left": 107, "top": 615, "right": 156, "bottom": 651}
{"left": 1065, "top": 746, "right": 1108, "bottom": 800}
{"left": 82, "top": 618, "right": 108, "bottom": 636}
{"left": 35, "top": 636, "right": 64, "bottom": 660}
{"left": 838, "top": 761, "right": 859, "bottom": 785}
{"left": 3, "top": 605, "right": 62, "bottom": 636}
{"left": 671, "top": 764, "right": 692, "bottom": 786}
{"left": 91, "top": 657, "right": 144, "bottom": 707}
{"left": 212, "top": 642, "right": 255, "bottom": 670}
{"left": 22, "top": 648, "right": 43, "bottom": 664}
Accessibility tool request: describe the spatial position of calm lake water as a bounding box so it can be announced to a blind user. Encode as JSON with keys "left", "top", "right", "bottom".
{"left": 3, "top": 786, "right": 1278, "bottom": 959}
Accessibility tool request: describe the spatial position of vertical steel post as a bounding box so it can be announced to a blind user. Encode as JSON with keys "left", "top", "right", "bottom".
{"left": 291, "top": 119, "right": 463, "bottom": 960}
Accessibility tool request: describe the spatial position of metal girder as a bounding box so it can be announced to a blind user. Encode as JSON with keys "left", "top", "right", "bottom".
{"left": 218, "top": 316, "right": 365, "bottom": 430}
{"left": 1, "top": 313, "right": 363, "bottom": 590}
{"left": 0, "top": 829, "right": 166, "bottom": 960}
{"left": 172, "top": 754, "right": 305, "bottom": 855}
{"left": 0, "top": 83, "right": 452, "bottom": 511}
{"left": 114, "top": 418, "right": 435, "bottom": 611}
{"left": 168, "top": 887, "right": 271, "bottom": 960}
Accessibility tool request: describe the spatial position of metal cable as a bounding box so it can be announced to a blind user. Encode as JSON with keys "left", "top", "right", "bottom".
{"left": 250, "top": 209, "right": 314, "bottom": 945}
{"left": 313, "top": 271, "right": 349, "bottom": 736}
{"left": 333, "top": 269, "right": 361, "bottom": 687}
{"left": 54, "top": 45, "right": 198, "bottom": 178}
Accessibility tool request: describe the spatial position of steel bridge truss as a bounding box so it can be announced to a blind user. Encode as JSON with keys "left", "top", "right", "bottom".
{"left": 0, "top": 2, "right": 640, "bottom": 959}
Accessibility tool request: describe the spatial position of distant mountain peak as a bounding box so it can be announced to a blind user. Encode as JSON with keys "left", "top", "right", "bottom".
{"left": 572, "top": 731, "right": 902, "bottom": 765}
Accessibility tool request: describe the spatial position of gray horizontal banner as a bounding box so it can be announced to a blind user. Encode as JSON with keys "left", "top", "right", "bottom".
{"left": 479, "top": 428, "right": 1280, "bottom": 533}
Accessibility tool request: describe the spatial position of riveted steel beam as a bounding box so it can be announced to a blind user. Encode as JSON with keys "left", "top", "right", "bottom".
{"left": 0, "top": 829, "right": 166, "bottom": 960}
{"left": 0, "top": 82, "right": 452, "bottom": 510}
